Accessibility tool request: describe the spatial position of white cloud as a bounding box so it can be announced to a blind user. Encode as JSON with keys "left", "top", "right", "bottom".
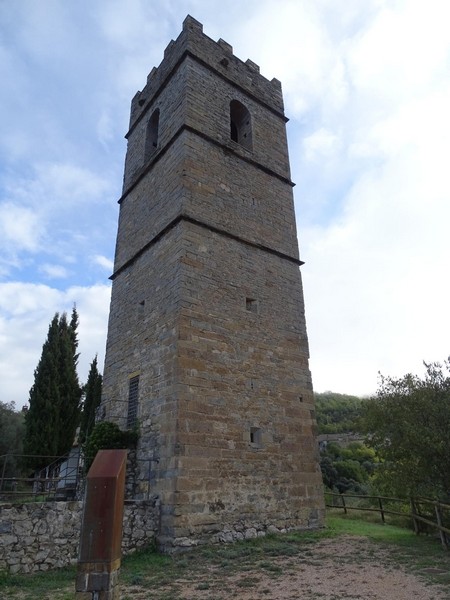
{"left": 0, "top": 282, "right": 111, "bottom": 408}
{"left": 96, "top": 110, "right": 115, "bottom": 147}
{"left": 0, "top": 202, "right": 43, "bottom": 254}
{"left": 303, "top": 128, "right": 339, "bottom": 161}
{"left": 93, "top": 255, "right": 114, "bottom": 271}
{"left": 0, "top": 161, "right": 117, "bottom": 277}
{"left": 347, "top": 1, "right": 450, "bottom": 101}
{"left": 91, "top": 0, "right": 173, "bottom": 97}
{"left": 39, "top": 264, "right": 70, "bottom": 279}
{"left": 11, "top": 162, "right": 112, "bottom": 211}
{"left": 303, "top": 116, "right": 450, "bottom": 391}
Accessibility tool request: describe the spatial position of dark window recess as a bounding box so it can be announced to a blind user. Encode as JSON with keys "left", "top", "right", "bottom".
{"left": 250, "top": 427, "right": 262, "bottom": 446}
{"left": 246, "top": 297, "right": 258, "bottom": 313}
{"left": 230, "top": 120, "right": 238, "bottom": 142}
{"left": 230, "top": 100, "right": 252, "bottom": 150}
{"left": 127, "top": 375, "right": 139, "bottom": 429}
{"left": 144, "top": 108, "right": 160, "bottom": 161}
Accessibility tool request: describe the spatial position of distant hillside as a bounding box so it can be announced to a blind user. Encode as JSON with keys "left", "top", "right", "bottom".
{"left": 315, "top": 392, "right": 375, "bottom": 493}
{"left": 315, "top": 392, "right": 366, "bottom": 435}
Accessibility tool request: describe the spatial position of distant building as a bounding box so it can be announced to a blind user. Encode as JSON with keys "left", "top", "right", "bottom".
{"left": 317, "top": 433, "right": 364, "bottom": 452}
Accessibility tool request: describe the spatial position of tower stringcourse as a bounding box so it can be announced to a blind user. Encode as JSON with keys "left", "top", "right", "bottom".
{"left": 101, "top": 15, "right": 325, "bottom": 550}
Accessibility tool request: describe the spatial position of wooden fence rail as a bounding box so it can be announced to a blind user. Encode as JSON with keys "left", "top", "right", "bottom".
{"left": 325, "top": 492, "right": 450, "bottom": 550}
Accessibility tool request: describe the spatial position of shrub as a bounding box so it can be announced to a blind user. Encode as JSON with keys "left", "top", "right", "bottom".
{"left": 83, "top": 421, "right": 138, "bottom": 471}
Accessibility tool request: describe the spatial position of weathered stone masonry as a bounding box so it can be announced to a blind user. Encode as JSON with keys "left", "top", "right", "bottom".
{"left": 0, "top": 499, "right": 159, "bottom": 574}
{"left": 101, "top": 15, "right": 324, "bottom": 549}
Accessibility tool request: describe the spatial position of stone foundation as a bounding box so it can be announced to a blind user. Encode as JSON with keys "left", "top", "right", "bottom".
{"left": 170, "top": 507, "right": 323, "bottom": 549}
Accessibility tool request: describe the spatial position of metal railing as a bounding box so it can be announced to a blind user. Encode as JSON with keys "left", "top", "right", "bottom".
{"left": 0, "top": 452, "right": 154, "bottom": 503}
{"left": 0, "top": 452, "right": 84, "bottom": 502}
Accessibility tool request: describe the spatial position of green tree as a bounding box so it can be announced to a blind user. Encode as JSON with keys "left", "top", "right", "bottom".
{"left": 83, "top": 421, "right": 138, "bottom": 471}
{"left": 23, "top": 309, "right": 82, "bottom": 469}
{"left": 315, "top": 392, "right": 365, "bottom": 434}
{"left": 0, "top": 401, "right": 25, "bottom": 479}
{"left": 79, "top": 355, "right": 102, "bottom": 444}
{"left": 362, "top": 359, "right": 450, "bottom": 499}
{"left": 55, "top": 309, "right": 82, "bottom": 455}
{"left": 320, "top": 441, "right": 375, "bottom": 494}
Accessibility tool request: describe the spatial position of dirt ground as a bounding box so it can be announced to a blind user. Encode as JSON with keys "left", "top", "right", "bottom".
{"left": 121, "top": 535, "right": 450, "bottom": 600}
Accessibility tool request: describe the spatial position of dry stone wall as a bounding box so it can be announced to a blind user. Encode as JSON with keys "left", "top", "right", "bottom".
{"left": 0, "top": 498, "right": 159, "bottom": 574}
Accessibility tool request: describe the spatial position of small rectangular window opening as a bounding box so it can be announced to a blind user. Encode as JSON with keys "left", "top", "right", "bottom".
{"left": 246, "top": 297, "right": 258, "bottom": 313}
{"left": 250, "top": 427, "right": 262, "bottom": 447}
{"left": 127, "top": 375, "right": 139, "bottom": 429}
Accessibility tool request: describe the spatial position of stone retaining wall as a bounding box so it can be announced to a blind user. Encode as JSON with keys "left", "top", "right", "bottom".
{"left": 0, "top": 497, "right": 160, "bottom": 574}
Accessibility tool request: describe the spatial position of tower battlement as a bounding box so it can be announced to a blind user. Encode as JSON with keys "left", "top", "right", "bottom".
{"left": 129, "top": 15, "right": 284, "bottom": 138}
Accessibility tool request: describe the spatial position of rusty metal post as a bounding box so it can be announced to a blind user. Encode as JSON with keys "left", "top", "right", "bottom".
{"left": 75, "top": 449, "right": 127, "bottom": 600}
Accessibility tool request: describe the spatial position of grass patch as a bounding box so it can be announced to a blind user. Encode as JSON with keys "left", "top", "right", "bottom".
{"left": 0, "top": 566, "right": 75, "bottom": 600}
{"left": 327, "top": 510, "right": 450, "bottom": 587}
{"left": 326, "top": 510, "right": 415, "bottom": 541}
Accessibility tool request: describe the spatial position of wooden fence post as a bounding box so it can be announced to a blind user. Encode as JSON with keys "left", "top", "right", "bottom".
{"left": 341, "top": 493, "right": 347, "bottom": 514}
{"left": 378, "top": 496, "right": 385, "bottom": 524}
{"left": 434, "top": 502, "right": 449, "bottom": 550}
{"left": 410, "top": 498, "right": 420, "bottom": 535}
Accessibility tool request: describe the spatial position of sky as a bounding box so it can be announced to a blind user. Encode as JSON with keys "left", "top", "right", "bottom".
{"left": 1, "top": 0, "right": 450, "bottom": 409}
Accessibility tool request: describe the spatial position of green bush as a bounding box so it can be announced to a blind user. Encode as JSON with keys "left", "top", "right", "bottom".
{"left": 83, "top": 421, "right": 138, "bottom": 471}
{"left": 334, "top": 459, "right": 367, "bottom": 484}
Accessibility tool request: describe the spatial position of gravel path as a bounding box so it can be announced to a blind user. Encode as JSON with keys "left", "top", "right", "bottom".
{"left": 122, "top": 535, "right": 450, "bottom": 600}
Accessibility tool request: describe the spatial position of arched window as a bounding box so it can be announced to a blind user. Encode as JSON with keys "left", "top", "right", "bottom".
{"left": 230, "top": 100, "right": 252, "bottom": 150}
{"left": 144, "top": 108, "right": 160, "bottom": 161}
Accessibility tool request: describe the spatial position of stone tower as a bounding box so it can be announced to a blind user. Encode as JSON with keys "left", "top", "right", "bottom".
{"left": 101, "top": 15, "right": 324, "bottom": 549}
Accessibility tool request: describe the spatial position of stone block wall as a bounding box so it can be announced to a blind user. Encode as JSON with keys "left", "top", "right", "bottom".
{"left": 165, "top": 220, "right": 324, "bottom": 545}
{"left": 0, "top": 498, "right": 159, "bottom": 574}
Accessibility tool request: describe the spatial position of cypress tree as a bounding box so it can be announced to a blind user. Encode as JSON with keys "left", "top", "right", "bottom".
{"left": 23, "top": 309, "right": 82, "bottom": 470}
{"left": 56, "top": 308, "right": 82, "bottom": 456}
{"left": 24, "top": 315, "right": 61, "bottom": 469}
{"left": 79, "top": 355, "right": 102, "bottom": 444}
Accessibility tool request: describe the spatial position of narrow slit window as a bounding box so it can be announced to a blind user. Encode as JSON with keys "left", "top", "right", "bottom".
{"left": 137, "top": 300, "right": 145, "bottom": 319}
{"left": 230, "top": 100, "right": 252, "bottom": 150}
{"left": 144, "top": 108, "right": 160, "bottom": 161}
{"left": 127, "top": 375, "right": 139, "bottom": 429}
